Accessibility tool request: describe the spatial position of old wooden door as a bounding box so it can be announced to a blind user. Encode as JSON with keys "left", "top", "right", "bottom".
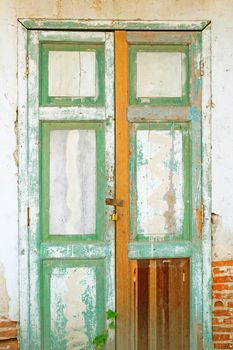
{"left": 27, "top": 30, "right": 115, "bottom": 349}
{"left": 23, "top": 26, "right": 209, "bottom": 350}
{"left": 115, "top": 31, "right": 204, "bottom": 350}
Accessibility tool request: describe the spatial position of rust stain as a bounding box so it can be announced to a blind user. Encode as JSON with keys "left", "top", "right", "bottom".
{"left": 164, "top": 188, "right": 176, "bottom": 231}
{"left": 196, "top": 204, "right": 203, "bottom": 238}
{"left": 13, "top": 108, "right": 18, "bottom": 167}
{"left": 91, "top": 0, "right": 103, "bottom": 11}
{"left": 56, "top": 0, "right": 62, "bottom": 17}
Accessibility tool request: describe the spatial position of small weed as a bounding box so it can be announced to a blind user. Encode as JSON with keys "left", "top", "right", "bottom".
{"left": 92, "top": 309, "right": 117, "bottom": 349}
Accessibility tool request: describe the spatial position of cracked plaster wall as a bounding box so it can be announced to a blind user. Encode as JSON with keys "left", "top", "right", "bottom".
{"left": 0, "top": 0, "right": 233, "bottom": 320}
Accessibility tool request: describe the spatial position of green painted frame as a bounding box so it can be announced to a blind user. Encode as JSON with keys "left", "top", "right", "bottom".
{"left": 19, "top": 19, "right": 210, "bottom": 31}
{"left": 128, "top": 44, "right": 190, "bottom": 106}
{"left": 41, "top": 259, "right": 105, "bottom": 349}
{"left": 18, "top": 19, "right": 212, "bottom": 350}
{"left": 40, "top": 121, "right": 106, "bottom": 242}
{"left": 39, "top": 42, "right": 105, "bottom": 106}
{"left": 129, "top": 122, "right": 191, "bottom": 242}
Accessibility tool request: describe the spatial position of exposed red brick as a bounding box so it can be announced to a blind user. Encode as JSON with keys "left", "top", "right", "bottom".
{"left": 213, "top": 260, "right": 233, "bottom": 267}
{"left": 213, "top": 317, "right": 224, "bottom": 325}
{"left": 213, "top": 276, "right": 233, "bottom": 283}
{"left": 213, "top": 293, "right": 233, "bottom": 299}
{"left": 214, "top": 300, "right": 225, "bottom": 307}
{"left": 213, "top": 260, "right": 233, "bottom": 349}
{"left": 213, "top": 326, "right": 233, "bottom": 333}
{"left": 213, "top": 284, "right": 233, "bottom": 291}
{"left": 214, "top": 344, "right": 233, "bottom": 349}
{"left": 0, "top": 339, "right": 18, "bottom": 350}
{"left": 0, "top": 329, "right": 17, "bottom": 340}
{"left": 224, "top": 318, "right": 233, "bottom": 324}
{"left": 213, "top": 267, "right": 233, "bottom": 275}
{"left": 214, "top": 310, "right": 233, "bottom": 317}
{"left": 0, "top": 323, "right": 16, "bottom": 329}
{"left": 214, "top": 334, "right": 232, "bottom": 341}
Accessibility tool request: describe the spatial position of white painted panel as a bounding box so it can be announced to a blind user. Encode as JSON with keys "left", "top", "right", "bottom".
{"left": 48, "top": 51, "right": 96, "bottom": 97}
{"left": 50, "top": 129, "right": 96, "bottom": 235}
{"left": 137, "top": 129, "right": 183, "bottom": 236}
{"left": 50, "top": 266, "right": 96, "bottom": 348}
{"left": 136, "top": 52, "right": 186, "bottom": 98}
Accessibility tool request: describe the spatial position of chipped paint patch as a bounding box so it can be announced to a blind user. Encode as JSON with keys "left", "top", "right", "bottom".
{"left": 56, "top": 0, "right": 62, "bottom": 17}
{"left": 13, "top": 108, "right": 18, "bottom": 167}
{"left": 0, "top": 264, "right": 9, "bottom": 318}
{"left": 50, "top": 266, "right": 97, "bottom": 348}
{"left": 211, "top": 213, "right": 233, "bottom": 261}
{"left": 91, "top": 0, "right": 103, "bottom": 11}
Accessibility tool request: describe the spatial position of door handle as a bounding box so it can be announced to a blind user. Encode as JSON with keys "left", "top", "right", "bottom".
{"left": 105, "top": 198, "right": 124, "bottom": 207}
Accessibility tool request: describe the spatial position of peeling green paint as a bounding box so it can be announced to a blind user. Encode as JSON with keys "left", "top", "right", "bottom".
{"left": 19, "top": 19, "right": 211, "bottom": 31}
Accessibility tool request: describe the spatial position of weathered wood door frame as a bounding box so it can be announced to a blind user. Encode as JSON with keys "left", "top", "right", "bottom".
{"left": 18, "top": 19, "right": 212, "bottom": 349}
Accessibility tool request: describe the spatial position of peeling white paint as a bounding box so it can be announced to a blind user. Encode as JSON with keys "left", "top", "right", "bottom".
{"left": 137, "top": 129, "right": 183, "bottom": 236}
{"left": 51, "top": 266, "right": 96, "bottom": 348}
{"left": 0, "top": 0, "right": 18, "bottom": 320}
{"left": 212, "top": 213, "right": 233, "bottom": 260}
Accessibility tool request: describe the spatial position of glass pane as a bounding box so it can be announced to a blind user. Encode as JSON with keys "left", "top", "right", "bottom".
{"left": 137, "top": 129, "right": 183, "bottom": 237}
{"left": 48, "top": 51, "right": 96, "bottom": 97}
{"left": 136, "top": 52, "right": 186, "bottom": 98}
{"left": 50, "top": 129, "right": 96, "bottom": 235}
{"left": 135, "top": 258, "right": 189, "bottom": 350}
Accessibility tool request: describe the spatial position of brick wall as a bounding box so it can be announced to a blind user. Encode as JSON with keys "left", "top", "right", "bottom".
{"left": 213, "top": 260, "right": 233, "bottom": 349}
{"left": 0, "top": 318, "right": 18, "bottom": 350}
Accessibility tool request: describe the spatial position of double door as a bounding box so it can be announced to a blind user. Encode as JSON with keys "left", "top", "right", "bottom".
{"left": 26, "top": 29, "right": 205, "bottom": 349}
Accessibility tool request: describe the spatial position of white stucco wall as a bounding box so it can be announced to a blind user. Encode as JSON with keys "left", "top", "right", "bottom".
{"left": 0, "top": 0, "right": 233, "bottom": 321}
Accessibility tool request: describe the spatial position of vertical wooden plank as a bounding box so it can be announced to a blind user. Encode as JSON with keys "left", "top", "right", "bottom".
{"left": 168, "top": 259, "right": 189, "bottom": 350}
{"left": 18, "top": 21, "right": 30, "bottom": 350}
{"left": 132, "top": 263, "right": 138, "bottom": 350}
{"left": 156, "top": 260, "right": 169, "bottom": 350}
{"left": 202, "top": 24, "right": 213, "bottom": 350}
{"left": 137, "top": 260, "right": 149, "bottom": 350}
{"left": 104, "top": 31, "right": 116, "bottom": 350}
{"left": 115, "top": 31, "right": 132, "bottom": 349}
{"left": 148, "top": 260, "right": 157, "bottom": 350}
{"left": 182, "top": 259, "right": 190, "bottom": 350}
{"left": 28, "top": 30, "right": 41, "bottom": 349}
{"left": 168, "top": 260, "right": 181, "bottom": 350}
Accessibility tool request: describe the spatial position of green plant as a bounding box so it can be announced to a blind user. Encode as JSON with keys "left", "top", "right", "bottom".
{"left": 92, "top": 309, "right": 117, "bottom": 349}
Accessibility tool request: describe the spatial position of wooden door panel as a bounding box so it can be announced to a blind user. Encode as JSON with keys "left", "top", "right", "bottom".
{"left": 42, "top": 259, "right": 105, "bottom": 349}
{"left": 115, "top": 30, "right": 203, "bottom": 349}
{"left": 136, "top": 258, "right": 189, "bottom": 350}
{"left": 27, "top": 30, "right": 115, "bottom": 349}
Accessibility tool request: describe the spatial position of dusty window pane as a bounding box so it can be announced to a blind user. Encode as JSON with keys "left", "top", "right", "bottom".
{"left": 136, "top": 52, "right": 186, "bottom": 98}
{"left": 50, "top": 129, "right": 96, "bottom": 235}
{"left": 48, "top": 51, "right": 96, "bottom": 97}
{"left": 137, "top": 129, "right": 183, "bottom": 236}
